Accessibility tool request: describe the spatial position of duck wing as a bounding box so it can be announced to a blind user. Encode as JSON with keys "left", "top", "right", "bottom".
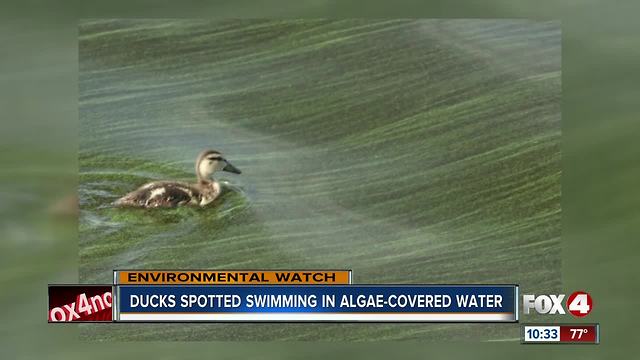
{"left": 114, "top": 181, "right": 200, "bottom": 208}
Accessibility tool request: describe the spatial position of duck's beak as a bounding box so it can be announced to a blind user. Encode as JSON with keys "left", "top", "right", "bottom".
{"left": 223, "top": 161, "right": 242, "bottom": 174}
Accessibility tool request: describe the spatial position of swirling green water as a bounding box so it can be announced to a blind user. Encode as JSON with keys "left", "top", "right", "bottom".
{"left": 79, "top": 19, "right": 560, "bottom": 340}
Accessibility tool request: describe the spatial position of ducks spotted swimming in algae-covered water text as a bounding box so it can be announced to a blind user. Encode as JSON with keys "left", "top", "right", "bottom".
{"left": 114, "top": 149, "right": 241, "bottom": 208}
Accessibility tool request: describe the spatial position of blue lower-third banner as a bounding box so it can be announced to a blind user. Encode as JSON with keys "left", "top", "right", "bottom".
{"left": 115, "top": 285, "right": 518, "bottom": 322}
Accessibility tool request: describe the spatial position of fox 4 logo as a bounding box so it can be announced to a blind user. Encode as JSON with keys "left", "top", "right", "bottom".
{"left": 523, "top": 291, "right": 593, "bottom": 317}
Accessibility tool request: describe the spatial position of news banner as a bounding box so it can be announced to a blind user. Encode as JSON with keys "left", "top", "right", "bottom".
{"left": 48, "top": 270, "right": 598, "bottom": 344}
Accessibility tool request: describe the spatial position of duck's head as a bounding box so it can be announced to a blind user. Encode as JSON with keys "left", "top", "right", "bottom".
{"left": 196, "top": 149, "right": 242, "bottom": 183}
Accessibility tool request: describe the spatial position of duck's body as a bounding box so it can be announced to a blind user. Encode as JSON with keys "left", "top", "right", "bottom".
{"left": 114, "top": 150, "right": 241, "bottom": 208}
{"left": 114, "top": 180, "right": 222, "bottom": 208}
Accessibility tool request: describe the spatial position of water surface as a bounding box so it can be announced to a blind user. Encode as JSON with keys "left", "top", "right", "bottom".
{"left": 79, "top": 19, "right": 561, "bottom": 340}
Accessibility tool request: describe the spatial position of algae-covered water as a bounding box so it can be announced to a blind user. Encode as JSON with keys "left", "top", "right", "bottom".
{"left": 79, "top": 19, "right": 560, "bottom": 340}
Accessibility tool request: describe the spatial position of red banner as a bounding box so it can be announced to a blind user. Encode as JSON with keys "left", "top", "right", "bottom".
{"left": 48, "top": 285, "right": 113, "bottom": 322}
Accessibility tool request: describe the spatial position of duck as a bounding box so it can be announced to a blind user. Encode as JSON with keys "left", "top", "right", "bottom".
{"left": 114, "top": 149, "right": 241, "bottom": 208}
